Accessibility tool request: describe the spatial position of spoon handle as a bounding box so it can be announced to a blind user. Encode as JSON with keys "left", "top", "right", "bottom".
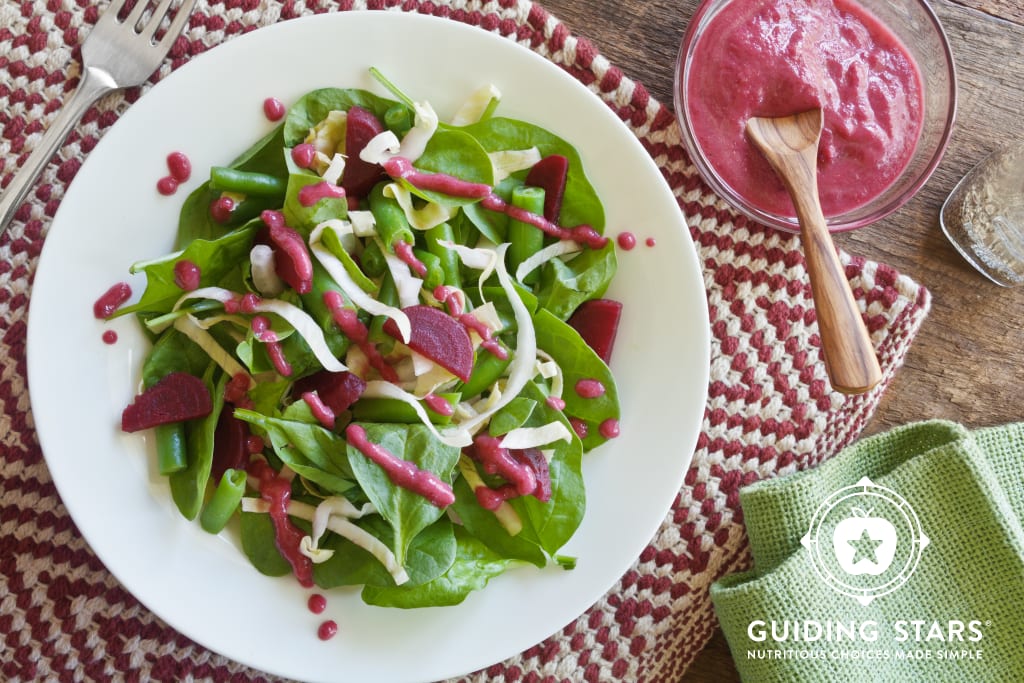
{"left": 792, "top": 165, "right": 883, "bottom": 394}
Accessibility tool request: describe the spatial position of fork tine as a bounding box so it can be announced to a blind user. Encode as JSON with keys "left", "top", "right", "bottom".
{"left": 93, "top": 0, "right": 130, "bottom": 29}
{"left": 124, "top": 0, "right": 153, "bottom": 31}
{"left": 139, "top": 0, "right": 175, "bottom": 42}
{"left": 156, "top": 0, "right": 196, "bottom": 50}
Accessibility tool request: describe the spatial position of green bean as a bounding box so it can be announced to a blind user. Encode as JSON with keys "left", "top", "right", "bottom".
{"left": 352, "top": 393, "right": 460, "bottom": 425}
{"left": 360, "top": 238, "right": 388, "bottom": 278}
{"left": 424, "top": 222, "right": 462, "bottom": 287}
{"left": 413, "top": 248, "right": 444, "bottom": 291}
{"left": 209, "top": 167, "right": 287, "bottom": 197}
{"left": 368, "top": 273, "right": 399, "bottom": 347}
{"left": 301, "top": 261, "right": 354, "bottom": 359}
{"left": 368, "top": 183, "right": 414, "bottom": 249}
{"left": 155, "top": 423, "right": 187, "bottom": 475}
{"left": 507, "top": 185, "right": 546, "bottom": 285}
{"left": 459, "top": 342, "right": 511, "bottom": 398}
{"left": 384, "top": 105, "right": 413, "bottom": 137}
{"left": 199, "top": 468, "right": 247, "bottom": 534}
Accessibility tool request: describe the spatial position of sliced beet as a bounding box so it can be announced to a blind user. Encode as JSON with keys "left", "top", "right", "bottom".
{"left": 567, "top": 298, "right": 623, "bottom": 365}
{"left": 121, "top": 372, "right": 213, "bottom": 433}
{"left": 291, "top": 370, "right": 367, "bottom": 414}
{"left": 382, "top": 305, "right": 474, "bottom": 382}
{"left": 211, "top": 406, "right": 250, "bottom": 483}
{"left": 525, "top": 154, "right": 569, "bottom": 222}
{"left": 341, "top": 106, "right": 388, "bottom": 199}
{"left": 513, "top": 447, "right": 551, "bottom": 502}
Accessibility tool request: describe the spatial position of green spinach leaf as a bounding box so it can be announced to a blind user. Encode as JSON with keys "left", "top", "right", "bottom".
{"left": 346, "top": 423, "right": 460, "bottom": 566}
{"left": 118, "top": 225, "right": 257, "bottom": 318}
{"left": 361, "top": 526, "right": 511, "bottom": 608}
{"left": 235, "top": 410, "right": 355, "bottom": 495}
{"left": 536, "top": 240, "right": 617, "bottom": 320}
{"left": 532, "top": 308, "right": 620, "bottom": 451}
{"left": 460, "top": 116, "right": 605, "bottom": 231}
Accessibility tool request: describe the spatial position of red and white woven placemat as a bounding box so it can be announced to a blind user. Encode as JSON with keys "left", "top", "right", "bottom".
{"left": 0, "top": 1, "right": 930, "bottom": 680}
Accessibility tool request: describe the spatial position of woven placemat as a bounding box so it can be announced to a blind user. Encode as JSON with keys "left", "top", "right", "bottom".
{"left": 0, "top": 0, "right": 930, "bottom": 681}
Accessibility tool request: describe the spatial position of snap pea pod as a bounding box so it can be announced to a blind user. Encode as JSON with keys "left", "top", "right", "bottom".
{"left": 368, "top": 182, "right": 414, "bottom": 250}
{"left": 507, "top": 185, "right": 545, "bottom": 285}
{"left": 424, "top": 222, "right": 462, "bottom": 287}
{"left": 210, "top": 167, "right": 288, "bottom": 198}
{"left": 199, "top": 468, "right": 247, "bottom": 534}
{"left": 155, "top": 423, "right": 187, "bottom": 475}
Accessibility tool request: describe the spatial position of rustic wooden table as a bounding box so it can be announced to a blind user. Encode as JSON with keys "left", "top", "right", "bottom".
{"left": 541, "top": 0, "right": 1024, "bottom": 679}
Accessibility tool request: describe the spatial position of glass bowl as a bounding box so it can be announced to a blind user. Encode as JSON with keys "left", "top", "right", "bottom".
{"left": 674, "top": 0, "right": 957, "bottom": 233}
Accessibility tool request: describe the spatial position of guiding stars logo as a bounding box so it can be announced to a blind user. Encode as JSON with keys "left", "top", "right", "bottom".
{"left": 801, "top": 477, "right": 929, "bottom": 605}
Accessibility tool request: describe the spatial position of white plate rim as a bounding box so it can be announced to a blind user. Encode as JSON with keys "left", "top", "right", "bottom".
{"left": 27, "top": 11, "right": 710, "bottom": 683}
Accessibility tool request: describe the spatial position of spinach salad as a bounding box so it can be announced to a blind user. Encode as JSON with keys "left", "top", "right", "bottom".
{"left": 113, "top": 70, "right": 623, "bottom": 610}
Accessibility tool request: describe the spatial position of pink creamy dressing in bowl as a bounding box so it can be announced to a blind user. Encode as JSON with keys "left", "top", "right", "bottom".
{"left": 675, "top": 0, "right": 956, "bottom": 232}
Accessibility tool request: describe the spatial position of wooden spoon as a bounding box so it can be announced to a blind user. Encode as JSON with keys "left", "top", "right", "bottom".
{"left": 745, "top": 109, "right": 882, "bottom": 394}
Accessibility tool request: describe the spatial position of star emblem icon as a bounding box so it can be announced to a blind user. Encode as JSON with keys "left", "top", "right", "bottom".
{"left": 847, "top": 528, "right": 884, "bottom": 565}
{"left": 801, "top": 478, "right": 930, "bottom": 605}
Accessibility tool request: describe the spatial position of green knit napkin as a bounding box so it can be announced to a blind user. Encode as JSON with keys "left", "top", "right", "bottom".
{"left": 710, "top": 420, "right": 1024, "bottom": 682}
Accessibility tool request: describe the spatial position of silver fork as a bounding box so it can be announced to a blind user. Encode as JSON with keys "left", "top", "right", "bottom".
{"left": 0, "top": 0, "right": 196, "bottom": 234}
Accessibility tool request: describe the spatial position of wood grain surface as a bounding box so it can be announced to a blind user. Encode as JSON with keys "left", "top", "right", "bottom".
{"left": 539, "top": 0, "right": 1024, "bottom": 680}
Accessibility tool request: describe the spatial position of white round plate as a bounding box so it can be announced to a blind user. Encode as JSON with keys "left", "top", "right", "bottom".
{"left": 28, "top": 11, "right": 709, "bottom": 683}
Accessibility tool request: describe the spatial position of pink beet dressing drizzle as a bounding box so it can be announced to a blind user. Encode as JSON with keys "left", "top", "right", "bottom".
{"left": 322, "top": 291, "right": 399, "bottom": 383}
{"left": 291, "top": 143, "right": 316, "bottom": 169}
{"left": 469, "top": 435, "right": 536, "bottom": 497}
{"left": 248, "top": 459, "right": 314, "bottom": 587}
{"left": 210, "top": 196, "right": 235, "bottom": 224}
{"left": 298, "top": 181, "right": 346, "bottom": 207}
{"left": 157, "top": 151, "right": 191, "bottom": 195}
{"left": 224, "top": 372, "right": 254, "bottom": 409}
{"left": 251, "top": 315, "right": 293, "bottom": 377}
{"left": 475, "top": 483, "right": 519, "bottom": 511}
{"left": 302, "top": 391, "right": 336, "bottom": 430}
{"left": 246, "top": 434, "right": 265, "bottom": 454}
{"left": 392, "top": 240, "right": 428, "bottom": 277}
{"left": 93, "top": 282, "right": 132, "bottom": 319}
{"left": 575, "top": 378, "right": 606, "bottom": 399}
{"left": 167, "top": 152, "right": 191, "bottom": 182}
{"left": 481, "top": 194, "right": 607, "bottom": 250}
{"left": 383, "top": 157, "right": 491, "bottom": 198}
{"left": 423, "top": 392, "right": 454, "bottom": 417}
{"left": 599, "top": 418, "right": 620, "bottom": 439}
{"left": 546, "top": 395, "right": 566, "bottom": 411}
{"left": 263, "top": 97, "right": 286, "bottom": 122}
{"left": 173, "top": 259, "right": 201, "bottom": 291}
{"left": 381, "top": 156, "right": 608, "bottom": 250}
{"left": 345, "top": 424, "right": 455, "bottom": 507}
{"left": 307, "top": 593, "right": 327, "bottom": 614}
{"left": 645, "top": 237, "right": 656, "bottom": 247}
{"left": 318, "top": 620, "right": 338, "bottom": 641}
{"left": 616, "top": 232, "right": 637, "bottom": 251}
{"left": 156, "top": 177, "right": 179, "bottom": 196}
{"left": 102, "top": 330, "right": 118, "bottom": 345}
